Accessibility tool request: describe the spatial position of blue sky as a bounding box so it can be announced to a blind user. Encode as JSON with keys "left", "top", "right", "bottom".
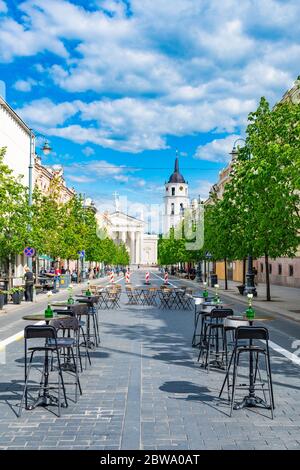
{"left": 0, "top": 0, "right": 299, "bottom": 222}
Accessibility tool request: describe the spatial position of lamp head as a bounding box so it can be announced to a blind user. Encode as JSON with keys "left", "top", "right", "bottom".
{"left": 42, "top": 141, "right": 52, "bottom": 155}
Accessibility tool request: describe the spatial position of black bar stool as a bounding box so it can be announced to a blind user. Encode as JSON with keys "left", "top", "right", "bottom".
{"left": 192, "top": 297, "right": 214, "bottom": 347}
{"left": 50, "top": 317, "right": 82, "bottom": 403}
{"left": 198, "top": 308, "right": 233, "bottom": 371}
{"left": 219, "top": 326, "right": 275, "bottom": 418}
{"left": 18, "top": 325, "right": 68, "bottom": 417}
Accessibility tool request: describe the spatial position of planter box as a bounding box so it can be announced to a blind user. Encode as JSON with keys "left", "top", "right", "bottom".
{"left": 0, "top": 294, "right": 4, "bottom": 310}
{"left": 11, "top": 292, "right": 21, "bottom": 304}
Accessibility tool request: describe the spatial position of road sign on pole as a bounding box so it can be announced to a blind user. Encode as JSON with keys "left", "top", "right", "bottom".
{"left": 78, "top": 250, "right": 85, "bottom": 258}
{"left": 24, "top": 247, "right": 35, "bottom": 257}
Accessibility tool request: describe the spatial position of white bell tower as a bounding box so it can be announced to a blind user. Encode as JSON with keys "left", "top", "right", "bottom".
{"left": 163, "top": 154, "right": 189, "bottom": 234}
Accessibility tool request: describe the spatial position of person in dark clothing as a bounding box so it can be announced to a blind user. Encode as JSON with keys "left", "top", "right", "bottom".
{"left": 24, "top": 267, "right": 35, "bottom": 302}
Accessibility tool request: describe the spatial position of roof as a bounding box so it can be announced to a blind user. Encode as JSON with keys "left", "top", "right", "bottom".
{"left": 168, "top": 157, "right": 186, "bottom": 184}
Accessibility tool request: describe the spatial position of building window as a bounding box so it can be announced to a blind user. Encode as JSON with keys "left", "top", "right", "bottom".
{"left": 269, "top": 264, "right": 272, "bottom": 274}
{"left": 289, "top": 265, "right": 294, "bottom": 277}
{"left": 180, "top": 203, "right": 184, "bottom": 214}
{"left": 260, "top": 263, "right": 263, "bottom": 273}
{"left": 278, "top": 264, "right": 282, "bottom": 275}
{"left": 171, "top": 203, "right": 175, "bottom": 215}
{"left": 171, "top": 187, "right": 175, "bottom": 196}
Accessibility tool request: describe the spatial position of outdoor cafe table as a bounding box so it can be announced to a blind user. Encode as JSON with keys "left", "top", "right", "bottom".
{"left": 22, "top": 313, "right": 70, "bottom": 324}
{"left": 22, "top": 313, "right": 71, "bottom": 410}
{"left": 222, "top": 315, "right": 270, "bottom": 410}
{"left": 133, "top": 286, "right": 152, "bottom": 305}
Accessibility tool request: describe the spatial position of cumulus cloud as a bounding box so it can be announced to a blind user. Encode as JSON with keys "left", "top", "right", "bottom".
{"left": 13, "top": 78, "right": 37, "bottom": 92}
{"left": 16, "top": 96, "right": 254, "bottom": 152}
{"left": 194, "top": 134, "right": 242, "bottom": 162}
{"left": 0, "top": 0, "right": 7, "bottom": 13}
{"left": 2, "top": 0, "right": 300, "bottom": 153}
{"left": 190, "top": 179, "right": 218, "bottom": 200}
{"left": 82, "top": 146, "right": 95, "bottom": 157}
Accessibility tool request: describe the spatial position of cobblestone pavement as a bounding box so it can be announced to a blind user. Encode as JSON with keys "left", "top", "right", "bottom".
{"left": 0, "top": 270, "right": 299, "bottom": 450}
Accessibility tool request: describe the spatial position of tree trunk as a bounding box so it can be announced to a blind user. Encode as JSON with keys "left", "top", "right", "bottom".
{"left": 224, "top": 258, "right": 228, "bottom": 290}
{"left": 265, "top": 253, "right": 271, "bottom": 301}
{"left": 8, "top": 256, "right": 13, "bottom": 289}
{"left": 243, "top": 258, "right": 246, "bottom": 285}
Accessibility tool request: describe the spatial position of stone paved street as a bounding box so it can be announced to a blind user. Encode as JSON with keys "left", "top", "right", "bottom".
{"left": 0, "top": 270, "right": 299, "bottom": 450}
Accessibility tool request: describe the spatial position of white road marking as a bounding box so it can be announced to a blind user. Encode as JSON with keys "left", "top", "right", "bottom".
{"left": 1, "top": 273, "right": 299, "bottom": 367}
{"left": 151, "top": 271, "right": 177, "bottom": 288}
{"left": 268, "top": 340, "right": 300, "bottom": 366}
{"left": 151, "top": 271, "right": 300, "bottom": 367}
{"left": 0, "top": 321, "right": 44, "bottom": 351}
{"left": 0, "top": 276, "right": 124, "bottom": 351}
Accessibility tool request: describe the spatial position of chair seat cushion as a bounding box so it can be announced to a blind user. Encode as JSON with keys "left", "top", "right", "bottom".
{"left": 48, "top": 338, "right": 75, "bottom": 348}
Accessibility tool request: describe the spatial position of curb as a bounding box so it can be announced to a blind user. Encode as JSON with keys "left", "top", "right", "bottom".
{"left": 170, "top": 275, "right": 300, "bottom": 324}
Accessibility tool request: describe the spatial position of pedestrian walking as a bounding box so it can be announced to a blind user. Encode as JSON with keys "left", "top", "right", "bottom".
{"left": 24, "top": 266, "right": 35, "bottom": 302}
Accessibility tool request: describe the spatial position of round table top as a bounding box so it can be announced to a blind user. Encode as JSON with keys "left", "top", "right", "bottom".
{"left": 227, "top": 315, "right": 269, "bottom": 322}
{"left": 50, "top": 301, "right": 72, "bottom": 307}
{"left": 22, "top": 313, "right": 70, "bottom": 322}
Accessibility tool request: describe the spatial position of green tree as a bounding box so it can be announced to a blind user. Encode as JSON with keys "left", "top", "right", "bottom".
{"left": 218, "top": 97, "right": 300, "bottom": 300}
{"left": 0, "top": 148, "right": 30, "bottom": 286}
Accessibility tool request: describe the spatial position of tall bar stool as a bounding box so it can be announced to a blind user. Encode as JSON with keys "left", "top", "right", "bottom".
{"left": 198, "top": 308, "right": 234, "bottom": 371}
{"left": 76, "top": 296, "right": 100, "bottom": 348}
{"left": 50, "top": 316, "right": 82, "bottom": 402}
{"left": 219, "top": 326, "right": 275, "bottom": 418}
{"left": 18, "top": 325, "right": 68, "bottom": 417}
{"left": 70, "top": 304, "right": 92, "bottom": 369}
{"left": 192, "top": 297, "right": 215, "bottom": 347}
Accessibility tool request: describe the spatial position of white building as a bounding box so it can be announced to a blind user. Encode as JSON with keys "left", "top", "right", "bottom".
{"left": 0, "top": 96, "right": 31, "bottom": 186}
{"left": 163, "top": 156, "right": 190, "bottom": 234}
{"left": 98, "top": 205, "right": 158, "bottom": 266}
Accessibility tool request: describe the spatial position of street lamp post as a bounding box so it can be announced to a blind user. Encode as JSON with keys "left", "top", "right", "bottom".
{"left": 195, "top": 260, "right": 203, "bottom": 283}
{"left": 27, "top": 131, "right": 52, "bottom": 271}
{"left": 230, "top": 139, "right": 257, "bottom": 297}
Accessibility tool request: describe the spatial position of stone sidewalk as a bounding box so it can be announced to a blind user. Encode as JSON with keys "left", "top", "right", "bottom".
{"left": 177, "top": 276, "right": 300, "bottom": 323}
{"left": 0, "top": 276, "right": 299, "bottom": 450}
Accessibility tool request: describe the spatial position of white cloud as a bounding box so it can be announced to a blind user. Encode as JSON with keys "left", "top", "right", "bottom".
{"left": 82, "top": 146, "right": 95, "bottom": 157}
{"left": 0, "top": 0, "right": 7, "bottom": 13}
{"left": 190, "top": 179, "right": 217, "bottom": 200}
{"left": 194, "top": 134, "right": 242, "bottom": 163}
{"left": 13, "top": 78, "right": 37, "bottom": 92}
{"left": 67, "top": 175, "right": 96, "bottom": 183}
{"left": 16, "top": 98, "right": 79, "bottom": 127}
{"left": 16, "top": 96, "right": 255, "bottom": 152}
{"left": 3, "top": 0, "right": 300, "bottom": 153}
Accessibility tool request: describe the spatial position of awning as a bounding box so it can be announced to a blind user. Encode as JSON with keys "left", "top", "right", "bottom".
{"left": 39, "top": 255, "right": 54, "bottom": 261}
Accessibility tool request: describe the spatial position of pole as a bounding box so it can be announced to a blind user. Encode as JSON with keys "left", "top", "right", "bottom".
{"left": 196, "top": 260, "right": 203, "bottom": 283}
{"left": 243, "top": 254, "right": 257, "bottom": 296}
{"left": 27, "top": 131, "right": 34, "bottom": 271}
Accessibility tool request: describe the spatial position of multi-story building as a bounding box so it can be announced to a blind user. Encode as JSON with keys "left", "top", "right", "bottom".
{"left": 208, "top": 77, "right": 300, "bottom": 288}
{"left": 34, "top": 156, "right": 75, "bottom": 204}
{"left": 0, "top": 95, "right": 76, "bottom": 281}
{"left": 163, "top": 156, "right": 190, "bottom": 234}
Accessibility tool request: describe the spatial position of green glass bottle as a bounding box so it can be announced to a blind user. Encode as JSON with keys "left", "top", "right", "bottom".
{"left": 67, "top": 296, "right": 75, "bottom": 305}
{"left": 85, "top": 289, "right": 91, "bottom": 297}
{"left": 203, "top": 289, "right": 208, "bottom": 300}
{"left": 245, "top": 306, "right": 255, "bottom": 320}
{"left": 44, "top": 304, "right": 53, "bottom": 318}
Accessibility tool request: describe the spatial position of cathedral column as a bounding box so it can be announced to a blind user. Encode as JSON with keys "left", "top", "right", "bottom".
{"left": 136, "top": 231, "right": 142, "bottom": 265}
{"left": 130, "top": 231, "right": 135, "bottom": 265}
{"left": 121, "top": 231, "right": 126, "bottom": 244}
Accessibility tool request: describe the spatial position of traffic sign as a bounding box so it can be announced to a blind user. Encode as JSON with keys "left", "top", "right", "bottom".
{"left": 24, "top": 247, "right": 35, "bottom": 257}
{"left": 78, "top": 250, "right": 85, "bottom": 258}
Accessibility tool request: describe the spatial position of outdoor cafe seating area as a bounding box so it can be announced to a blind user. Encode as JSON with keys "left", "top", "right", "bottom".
{"left": 18, "top": 281, "right": 275, "bottom": 419}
